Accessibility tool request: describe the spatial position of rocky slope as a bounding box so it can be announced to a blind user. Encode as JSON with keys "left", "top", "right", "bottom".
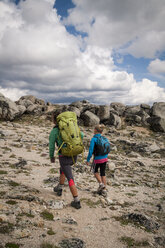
{"left": 0, "top": 93, "right": 165, "bottom": 132}
{"left": 0, "top": 114, "right": 165, "bottom": 248}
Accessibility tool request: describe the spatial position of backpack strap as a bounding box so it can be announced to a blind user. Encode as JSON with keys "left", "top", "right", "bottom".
{"left": 93, "top": 136, "right": 101, "bottom": 156}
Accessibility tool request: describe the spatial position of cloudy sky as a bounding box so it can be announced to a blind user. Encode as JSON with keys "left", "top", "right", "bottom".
{"left": 0, "top": 0, "right": 165, "bottom": 105}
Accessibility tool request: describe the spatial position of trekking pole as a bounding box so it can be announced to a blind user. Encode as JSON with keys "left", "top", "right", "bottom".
{"left": 90, "top": 159, "right": 95, "bottom": 173}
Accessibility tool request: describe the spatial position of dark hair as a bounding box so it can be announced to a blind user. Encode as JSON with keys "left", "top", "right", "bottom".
{"left": 52, "top": 110, "right": 61, "bottom": 122}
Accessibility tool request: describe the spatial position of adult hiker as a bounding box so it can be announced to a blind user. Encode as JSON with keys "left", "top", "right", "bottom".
{"left": 49, "top": 111, "right": 84, "bottom": 209}
{"left": 86, "top": 124, "right": 110, "bottom": 195}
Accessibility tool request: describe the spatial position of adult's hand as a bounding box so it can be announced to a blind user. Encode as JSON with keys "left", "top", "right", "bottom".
{"left": 86, "top": 161, "right": 89, "bottom": 166}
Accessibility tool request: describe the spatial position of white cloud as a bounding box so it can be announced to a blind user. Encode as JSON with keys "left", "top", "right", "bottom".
{"left": 66, "top": 0, "right": 165, "bottom": 58}
{"left": 126, "top": 79, "right": 165, "bottom": 105}
{"left": 148, "top": 59, "right": 165, "bottom": 75}
{"left": 0, "top": 0, "right": 165, "bottom": 105}
{"left": 0, "top": 86, "right": 29, "bottom": 101}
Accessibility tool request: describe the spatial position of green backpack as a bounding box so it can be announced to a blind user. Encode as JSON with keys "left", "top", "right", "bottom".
{"left": 56, "top": 111, "right": 84, "bottom": 157}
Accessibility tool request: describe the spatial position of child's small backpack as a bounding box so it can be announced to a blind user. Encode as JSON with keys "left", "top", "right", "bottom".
{"left": 94, "top": 136, "right": 110, "bottom": 156}
{"left": 56, "top": 111, "right": 84, "bottom": 157}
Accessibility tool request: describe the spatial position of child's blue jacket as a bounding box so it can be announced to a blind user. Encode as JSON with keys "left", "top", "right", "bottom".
{"left": 87, "top": 134, "right": 108, "bottom": 162}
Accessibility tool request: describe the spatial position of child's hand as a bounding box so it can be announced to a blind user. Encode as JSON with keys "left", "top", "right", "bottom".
{"left": 86, "top": 161, "right": 89, "bottom": 166}
{"left": 50, "top": 157, "right": 55, "bottom": 163}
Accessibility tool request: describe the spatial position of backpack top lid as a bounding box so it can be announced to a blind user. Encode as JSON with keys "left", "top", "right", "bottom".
{"left": 56, "top": 111, "right": 77, "bottom": 123}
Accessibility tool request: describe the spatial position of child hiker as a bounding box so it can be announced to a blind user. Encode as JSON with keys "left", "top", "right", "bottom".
{"left": 86, "top": 124, "right": 110, "bottom": 195}
{"left": 49, "top": 111, "right": 84, "bottom": 209}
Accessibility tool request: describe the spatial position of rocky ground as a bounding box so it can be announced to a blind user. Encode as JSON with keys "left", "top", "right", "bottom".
{"left": 0, "top": 115, "right": 165, "bottom": 248}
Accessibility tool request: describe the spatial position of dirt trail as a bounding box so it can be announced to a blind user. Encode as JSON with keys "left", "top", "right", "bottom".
{"left": 0, "top": 119, "right": 165, "bottom": 248}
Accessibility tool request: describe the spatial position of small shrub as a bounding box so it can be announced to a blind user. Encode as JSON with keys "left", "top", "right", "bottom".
{"left": 8, "top": 181, "right": 20, "bottom": 187}
{"left": 5, "top": 243, "right": 20, "bottom": 248}
{"left": 6, "top": 200, "right": 17, "bottom": 205}
{"left": 47, "top": 228, "right": 56, "bottom": 235}
{"left": 0, "top": 222, "right": 14, "bottom": 234}
{"left": 119, "top": 236, "right": 150, "bottom": 247}
{"left": 0, "top": 170, "right": 8, "bottom": 175}
{"left": 40, "top": 210, "right": 54, "bottom": 221}
{"left": 81, "top": 198, "right": 102, "bottom": 208}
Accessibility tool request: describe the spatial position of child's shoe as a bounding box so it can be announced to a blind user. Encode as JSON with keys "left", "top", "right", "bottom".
{"left": 97, "top": 183, "right": 105, "bottom": 194}
{"left": 101, "top": 189, "right": 107, "bottom": 197}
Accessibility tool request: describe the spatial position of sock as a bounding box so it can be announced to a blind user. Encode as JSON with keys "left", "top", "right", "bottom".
{"left": 74, "top": 196, "right": 79, "bottom": 202}
{"left": 58, "top": 184, "right": 64, "bottom": 189}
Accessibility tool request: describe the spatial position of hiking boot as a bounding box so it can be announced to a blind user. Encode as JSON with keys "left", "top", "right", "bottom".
{"left": 53, "top": 184, "right": 63, "bottom": 196}
{"left": 97, "top": 184, "right": 105, "bottom": 194}
{"left": 71, "top": 200, "right": 81, "bottom": 209}
{"left": 101, "top": 189, "right": 107, "bottom": 197}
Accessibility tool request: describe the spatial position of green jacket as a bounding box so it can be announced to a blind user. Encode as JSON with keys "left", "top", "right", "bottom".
{"left": 49, "top": 126, "right": 84, "bottom": 158}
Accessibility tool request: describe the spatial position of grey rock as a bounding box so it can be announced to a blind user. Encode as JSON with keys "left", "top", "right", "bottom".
{"left": 125, "top": 114, "right": 142, "bottom": 125}
{"left": 134, "top": 160, "right": 145, "bottom": 166}
{"left": 67, "top": 106, "right": 81, "bottom": 117}
{"left": 14, "top": 159, "right": 27, "bottom": 168}
{"left": 26, "top": 104, "right": 47, "bottom": 114}
{"left": 109, "top": 112, "right": 121, "bottom": 129}
{"left": 154, "top": 236, "right": 165, "bottom": 246}
{"left": 48, "top": 200, "right": 64, "bottom": 209}
{"left": 144, "top": 143, "right": 160, "bottom": 153}
{"left": 97, "top": 105, "right": 110, "bottom": 121}
{"left": 0, "top": 129, "right": 15, "bottom": 137}
{"left": 148, "top": 116, "right": 165, "bottom": 132}
{"left": 18, "top": 95, "right": 45, "bottom": 105}
{"left": 0, "top": 92, "right": 21, "bottom": 120}
{"left": 149, "top": 102, "right": 165, "bottom": 132}
{"left": 110, "top": 102, "right": 126, "bottom": 116}
{"left": 80, "top": 110, "right": 100, "bottom": 126}
{"left": 140, "top": 103, "right": 151, "bottom": 114}
{"left": 59, "top": 238, "right": 85, "bottom": 248}
{"left": 151, "top": 102, "right": 165, "bottom": 118}
{"left": 62, "top": 217, "right": 77, "bottom": 225}
{"left": 17, "top": 104, "right": 26, "bottom": 115}
{"left": 125, "top": 213, "right": 160, "bottom": 231}
{"left": 16, "top": 99, "right": 33, "bottom": 108}
{"left": 138, "top": 110, "right": 150, "bottom": 125}
{"left": 125, "top": 105, "right": 141, "bottom": 115}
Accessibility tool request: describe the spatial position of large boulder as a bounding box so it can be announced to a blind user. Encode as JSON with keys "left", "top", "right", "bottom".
{"left": 0, "top": 93, "right": 21, "bottom": 120}
{"left": 80, "top": 110, "right": 100, "bottom": 126}
{"left": 124, "top": 105, "right": 141, "bottom": 116}
{"left": 140, "top": 103, "right": 151, "bottom": 115}
{"left": 149, "top": 102, "right": 165, "bottom": 132}
{"left": 16, "top": 95, "right": 47, "bottom": 114}
{"left": 18, "top": 95, "right": 45, "bottom": 105}
{"left": 125, "top": 114, "right": 142, "bottom": 126}
{"left": 67, "top": 106, "right": 81, "bottom": 117}
{"left": 109, "top": 112, "right": 121, "bottom": 129}
{"left": 110, "top": 102, "right": 126, "bottom": 116}
{"left": 97, "top": 105, "right": 110, "bottom": 121}
{"left": 16, "top": 99, "right": 33, "bottom": 108}
{"left": 69, "top": 100, "right": 90, "bottom": 112}
{"left": 124, "top": 105, "right": 144, "bottom": 126}
{"left": 151, "top": 102, "right": 165, "bottom": 118}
